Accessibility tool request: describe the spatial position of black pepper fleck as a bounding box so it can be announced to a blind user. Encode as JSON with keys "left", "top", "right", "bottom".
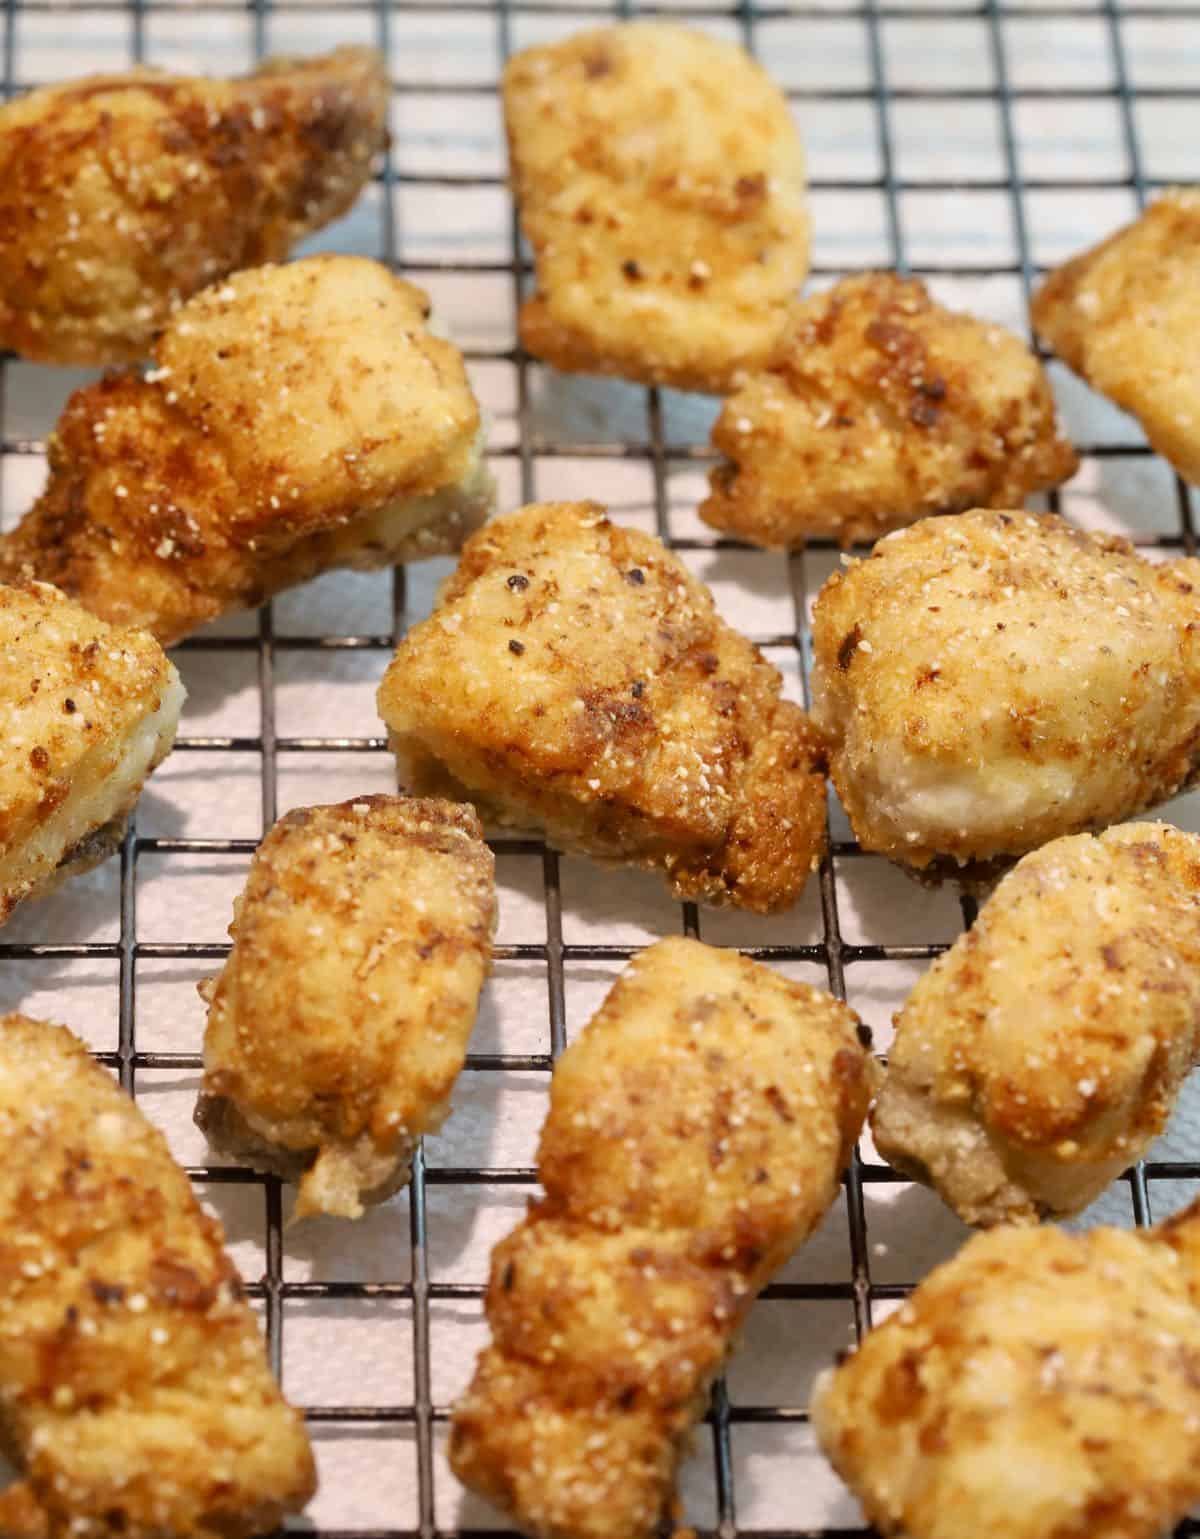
{"left": 506, "top": 574, "right": 529, "bottom": 592}
{"left": 630, "top": 680, "right": 645, "bottom": 698}
{"left": 63, "top": 698, "right": 77, "bottom": 714}
{"left": 626, "top": 568, "right": 645, "bottom": 586}
{"left": 508, "top": 639, "right": 525, "bottom": 656}
{"left": 622, "top": 260, "right": 643, "bottom": 281}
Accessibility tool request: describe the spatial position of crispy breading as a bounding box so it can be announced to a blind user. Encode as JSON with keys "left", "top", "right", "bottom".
{"left": 702, "top": 274, "right": 1077, "bottom": 548}
{"left": 812, "top": 1200, "right": 1200, "bottom": 1539}
{"left": 810, "top": 509, "right": 1200, "bottom": 875}
{"left": 873, "top": 824, "right": 1200, "bottom": 1227}
{"left": 504, "top": 23, "right": 809, "bottom": 393}
{"left": 0, "top": 1014, "right": 315, "bottom": 1539}
{"left": 196, "top": 796, "right": 495, "bottom": 1221}
{"left": 0, "top": 581, "right": 183, "bottom": 927}
{"left": 0, "top": 47, "right": 388, "bottom": 366}
{"left": 376, "top": 502, "right": 828, "bottom": 913}
{"left": 0, "top": 257, "right": 494, "bottom": 645}
{"left": 450, "top": 938, "right": 876, "bottom": 1539}
{"left": 1032, "top": 189, "right": 1200, "bottom": 485}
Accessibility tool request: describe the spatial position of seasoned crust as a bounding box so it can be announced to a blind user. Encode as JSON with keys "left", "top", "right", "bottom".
{"left": 873, "top": 824, "right": 1200, "bottom": 1227}
{"left": 450, "top": 938, "right": 876, "bottom": 1539}
{"left": 377, "top": 502, "right": 828, "bottom": 914}
{"left": 504, "top": 23, "right": 809, "bottom": 393}
{"left": 0, "top": 47, "right": 388, "bottom": 366}
{"left": 810, "top": 509, "right": 1200, "bottom": 872}
{"left": 197, "top": 796, "right": 496, "bottom": 1222}
{"left": 0, "top": 1014, "right": 315, "bottom": 1539}
{"left": 702, "top": 274, "right": 1078, "bottom": 548}
{"left": 1032, "top": 189, "right": 1200, "bottom": 485}
{"left": 0, "top": 257, "right": 494, "bottom": 645}
{"left": 0, "top": 581, "right": 183, "bottom": 926}
{"left": 812, "top": 1203, "right": 1200, "bottom": 1539}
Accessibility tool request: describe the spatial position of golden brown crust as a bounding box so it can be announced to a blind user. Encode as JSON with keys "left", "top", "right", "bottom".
{"left": 0, "top": 47, "right": 388, "bottom": 365}
{"left": 450, "top": 938, "right": 876, "bottom": 1539}
{"left": 504, "top": 23, "right": 809, "bottom": 393}
{"left": 1032, "top": 189, "right": 1200, "bottom": 485}
{"left": 812, "top": 1202, "right": 1200, "bottom": 1539}
{"left": 873, "top": 823, "right": 1200, "bottom": 1226}
{"left": 0, "top": 580, "right": 182, "bottom": 926}
{"left": 198, "top": 795, "right": 496, "bottom": 1222}
{"left": 0, "top": 257, "right": 493, "bottom": 644}
{"left": 377, "top": 501, "right": 828, "bottom": 913}
{"left": 810, "top": 509, "right": 1200, "bottom": 872}
{"left": 0, "top": 1013, "right": 315, "bottom": 1538}
{"left": 702, "top": 274, "right": 1078, "bottom": 548}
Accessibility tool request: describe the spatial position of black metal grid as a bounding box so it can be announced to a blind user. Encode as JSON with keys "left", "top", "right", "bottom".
{"left": 0, "top": 0, "right": 1198, "bottom": 1533}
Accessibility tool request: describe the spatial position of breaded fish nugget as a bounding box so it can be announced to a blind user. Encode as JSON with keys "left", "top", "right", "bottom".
{"left": 504, "top": 23, "right": 808, "bottom": 393}
{"left": 377, "top": 502, "right": 828, "bottom": 913}
{"left": 0, "top": 256, "right": 494, "bottom": 645}
{"left": 1033, "top": 189, "right": 1200, "bottom": 485}
{"left": 450, "top": 938, "right": 876, "bottom": 1539}
{"left": 0, "top": 47, "right": 388, "bottom": 365}
{"left": 0, "top": 580, "right": 183, "bottom": 926}
{"left": 813, "top": 1200, "right": 1200, "bottom": 1539}
{"left": 0, "top": 1014, "right": 315, "bottom": 1539}
{"left": 811, "top": 509, "right": 1200, "bottom": 876}
{"left": 196, "top": 796, "right": 495, "bottom": 1221}
{"left": 873, "top": 823, "right": 1200, "bottom": 1227}
{"left": 703, "top": 274, "right": 1077, "bottom": 548}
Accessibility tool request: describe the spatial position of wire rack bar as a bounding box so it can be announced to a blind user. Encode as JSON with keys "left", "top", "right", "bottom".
{"left": 4, "top": 0, "right": 1200, "bottom": 12}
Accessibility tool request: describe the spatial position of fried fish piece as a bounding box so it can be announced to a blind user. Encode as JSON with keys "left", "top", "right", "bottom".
{"left": 450, "top": 937, "right": 876, "bottom": 1539}
{"left": 873, "top": 823, "right": 1200, "bottom": 1227}
{"left": 196, "top": 796, "right": 495, "bottom": 1222}
{"left": 0, "top": 1013, "right": 315, "bottom": 1539}
{"left": 0, "top": 580, "right": 183, "bottom": 927}
{"left": 0, "top": 46, "right": 388, "bottom": 366}
{"left": 377, "top": 502, "right": 828, "bottom": 913}
{"left": 504, "top": 23, "right": 809, "bottom": 393}
{"left": 812, "top": 1199, "right": 1200, "bottom": 1539}
{"left": 1032, "top": 189, "right": 1200, "bottom": 485}
{"left": 702, "top": 274, "right": 1077, "bottom": 548}
{"left": 0, "top": 256, "right": 494, "bottom": 645}
{"left": 810, "top": 509, "right": 1200, "bottom": 876}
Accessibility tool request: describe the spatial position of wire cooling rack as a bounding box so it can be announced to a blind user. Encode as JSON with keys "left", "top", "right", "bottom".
{"left": 1, "top": 0, "right": 1199, "bottom": 1533}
